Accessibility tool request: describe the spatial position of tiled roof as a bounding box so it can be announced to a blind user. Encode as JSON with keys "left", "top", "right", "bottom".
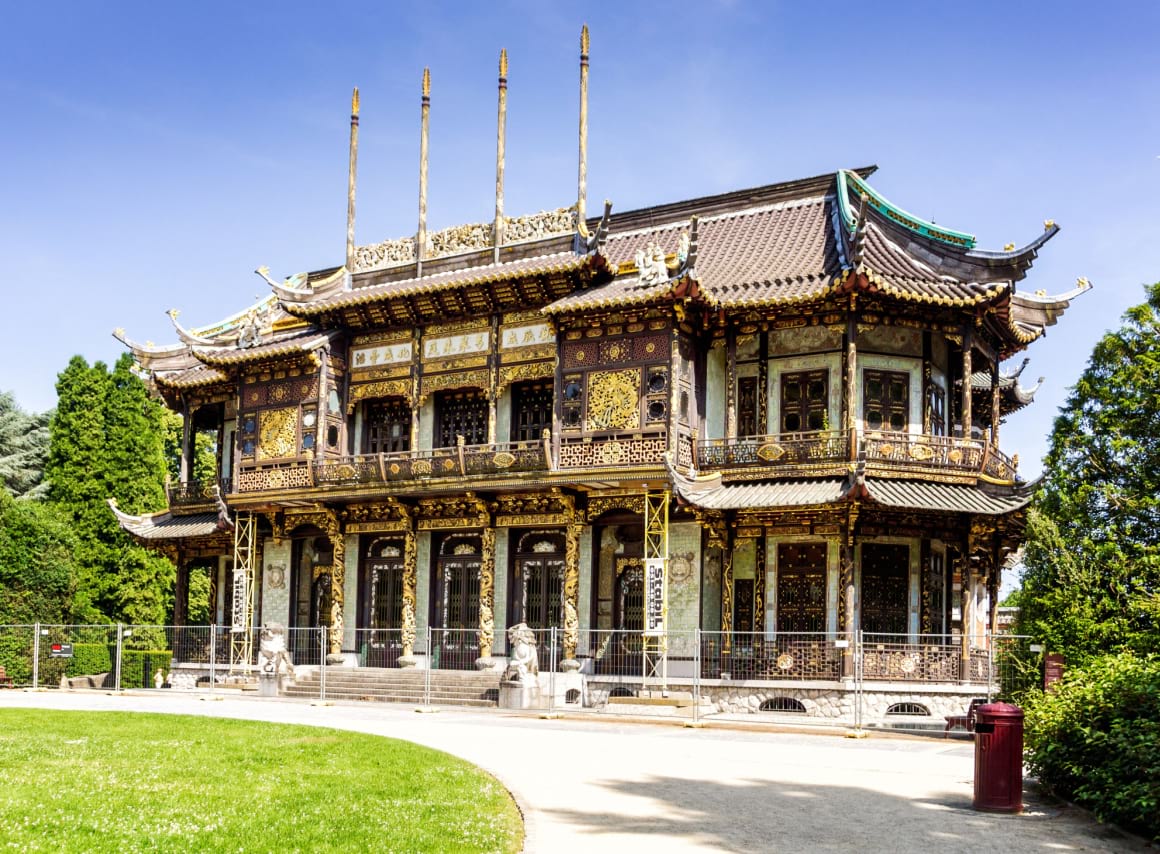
{"left": 191, "top": 330, "right": 335, "bottom": 367}
{"left": 154, "top": 364, "right": 230, "bottom": 389}
{"left": 290, "top": 252, "right": 598, "bottom": 315}
{"left": 674, "top": 477, "right": 846, "bottom": 510}
{"left": 864, "top": 478, "right": 1032, "bottom": 515}
{"left": 108, "top": 501, "right": 230, "bottom": 541}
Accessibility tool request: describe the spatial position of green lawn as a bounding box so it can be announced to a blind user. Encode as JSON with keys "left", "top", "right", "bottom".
{"left": 0, "top": 709, "right": 523, "bottom": 853}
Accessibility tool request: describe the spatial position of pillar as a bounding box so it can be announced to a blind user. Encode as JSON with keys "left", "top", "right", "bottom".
{"left": 961, "top": 328, "right": 973, "bottom": 439}
{"left": 399, "top": 528, "right": 419, "bottom": 666}
{"left": 477, "top": 527, "right": 496, "bottom": 664}
{"left": 563, "top": 522, "right": 582, "bottom": 666}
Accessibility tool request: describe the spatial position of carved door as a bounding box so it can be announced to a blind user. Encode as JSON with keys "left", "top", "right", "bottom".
{"left": 511, "top": 381, "right": 554, "bottom": 442}
{"left": 435, "top": 390, "right": 488, "bottom": 448}
{"left": 360, "top": 537, "right": 404, "bottom": 667}
{"left": 510, "top": 531, "right": 565, "bottom": 632}
{"left": 861, "top": 543, "right": 909, "bottom": 639}
{"left": 431, "top": 533, "right": 481, "bottom": 670}
{"left": 863, "top": 370, "right": 909, "bottom": 433}
{"left": 776, "top": 543, "right": 827, "bottom": 633}
{"left": 781, "top": 370, "right": 828, "bottom": 433}
{"left": 364, "top": 398, "right": 411, "bottom": 454}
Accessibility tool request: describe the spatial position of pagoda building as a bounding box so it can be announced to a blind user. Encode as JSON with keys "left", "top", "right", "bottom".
{"left": 112, "top": 29, "right": 1087, "bottom": 708}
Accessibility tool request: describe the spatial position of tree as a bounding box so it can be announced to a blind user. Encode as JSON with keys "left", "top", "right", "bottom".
{"left": 0, "top": 392, "right": 52, "bottom": 500}
{"left": 44, "top": 355, "right": 174, "bottom": 625}
{"left": 1018, "top": 282, "right": 1160, "bottom": 662}
{"left": 0, "top": 487, "right": 77, "bottom": 624}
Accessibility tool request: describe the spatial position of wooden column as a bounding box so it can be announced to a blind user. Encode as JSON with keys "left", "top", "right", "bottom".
{"left": 990, "top": 356, "right": 1001, "bottom": 447}
{"left": 922, "top": 331, "right": 933, "bottom": 434}
{"left": 960, "top": 328, "right": 973, "bottom": 439}
{"left": 960, "top": 558, "right": 973, "bottom": 680}
{"left": 753, "top": 535, "right": 766, "bottom": 634}
{"left": 180, "top": 402, "right": 193, "bottom": 482}
{"left": 840, "top": 528, "right": 856, "bottom": 678}
{"left": 725, "top": 327, "right": 737, "bottom": 439}
{"left": 845, "top": 306, "right": 858, "bottom": 458}
{"left": 173, "top": 555, "right": 189, "bottom": 628}
{"left": 478, "top": 527, "right": 496, "bottom": 662}
{"left": 721, "top": 527, "right": 734, "bottom": 653}
{"left": 400, "top": 528, "right": 418, "bottom": 664}
{"left": 324, "top": 510, "right": 345, "bottom": 662}
{"left": 563, "top": 522, "right": 582, "bottom": 664}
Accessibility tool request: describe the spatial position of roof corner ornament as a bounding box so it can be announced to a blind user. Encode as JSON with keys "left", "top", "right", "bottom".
{"left": 1004, "top": 242, "right": 1015, "bottom": 251}
{"left": 255, "top": 266, "right": 279, "bottom": 289}
{"left": 849, "top": 192, "right": 869, "bottom": 269}
{"left": 678, "top": 215, "right": 700, "bottom": 279}
{"left": 586, "top": 199, "right": 612, "bottom": 253}
{"left": 635, "top": 242, "right": 669, "bottom": 286}
{"left": 1043, "top": 219, "right": 1055, "bottom": 231}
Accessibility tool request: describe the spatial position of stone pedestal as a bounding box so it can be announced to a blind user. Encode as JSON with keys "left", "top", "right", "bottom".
{"left": 398, "top": 654, "right": 420, "bottom": 669}
{"left": 258, "top": 672, "right": 279, "bottom": 698}
{"left": 499, "top": 680, "right": 542, "bottom": 710}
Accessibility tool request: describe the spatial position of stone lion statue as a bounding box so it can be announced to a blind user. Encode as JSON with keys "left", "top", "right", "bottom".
{"left": 503, "top": 622, "right": 539, "bottom": 684}
{"left": 257, "top": 623, "right": 295, "bottom": 677}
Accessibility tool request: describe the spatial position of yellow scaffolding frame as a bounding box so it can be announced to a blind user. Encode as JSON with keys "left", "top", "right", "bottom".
{"left": 229, "top": 511, "right": 256, "bottom": 674}
{"left": 642, "top": 489, "right": 670, "bottom": 694}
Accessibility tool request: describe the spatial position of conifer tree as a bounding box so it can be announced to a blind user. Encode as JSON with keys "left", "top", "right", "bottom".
{"left": 0, "top": 392, "right": 51, "bottom": 499}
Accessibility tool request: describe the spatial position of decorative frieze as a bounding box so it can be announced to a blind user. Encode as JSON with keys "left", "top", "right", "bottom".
{"left": 350, "top": 341, "right": 413, "bottom": 370}
{"left": 422, "top": 330, "right": 490, "bottom": 361}
{"left": 353, "top": 236, "right": 416, "bottom": 272}
{"left": 348, "top": 379, "right": 412, "bottom": 412}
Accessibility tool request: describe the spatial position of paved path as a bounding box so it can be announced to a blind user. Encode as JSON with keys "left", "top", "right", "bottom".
{"left": 0, "top": 691, "right": 1145, "bottom": 853}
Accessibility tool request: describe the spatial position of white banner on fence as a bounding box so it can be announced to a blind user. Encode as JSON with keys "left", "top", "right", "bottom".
{"left": 230, "top": 569, "right": 248, "bottom": 632}
{"left": 644, "top": 558, "right": 666, "bottom": 637}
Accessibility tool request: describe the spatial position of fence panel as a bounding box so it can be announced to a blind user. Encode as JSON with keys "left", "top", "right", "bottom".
{"left": 0, "top": 625, "right": 36, "bottom": 688}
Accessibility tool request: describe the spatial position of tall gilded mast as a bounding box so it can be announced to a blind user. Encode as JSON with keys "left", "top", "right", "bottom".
{"left": 494, "top": 49, "right": 508, "bottom": 262}
{"left": 577, "top": 25, "right": 589, "bottom": 230}
{"left": 417, "top": 67, "right": 431, "bottom": 274}
{"left": 345, "top": 87, "right": 359, "bottom": 273}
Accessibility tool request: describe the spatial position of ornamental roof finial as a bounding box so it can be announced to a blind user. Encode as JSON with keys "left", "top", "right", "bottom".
{"left": 422, "top": 67, "right": 431, "bottom": 99}
{"left": 351, "top": 86, "right": 359, "bottom": 116}
{"left": 499, "top": 47, "right": 508, "bottom": 79}
{"left": 581, "top": 23, "right": 589, "bottom": 57}
{"left": 1043, "top": 219, "right": 1055, "bottom": 231}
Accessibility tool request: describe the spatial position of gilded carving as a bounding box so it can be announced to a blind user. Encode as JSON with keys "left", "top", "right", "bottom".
{"left": 502, "top": 206, "right": 577, "bottom": 242}
{"left": 563, "top": 523, "right": 582, "bottom": 660}
{"left": 353, "top": 236, "right": 416, "bottom": 272}
{"left": 402, "top": 528, "right": 417, "bottom": 656}
{"left": 585, "top": 368, "right": 640, "bottom": 431}
{"left": 284, "top": 505, "right": 344, "bottom": 658}
{"left": 479, "top": 528, "right": 496, "bottom": 659}
{"left": 587, "top": 494, "right": 645, "bottom": 521}
{"left": 419, "top": 369, "right": 491, "bottom": 403}
{"left": 497, "top": 362, "right": 553, "bottom": 397}
{"left": 257, "top": 408, "right": 297, "bottom": 460}
{"left": 348, "top": 379, "right": 412, "bottom": 412}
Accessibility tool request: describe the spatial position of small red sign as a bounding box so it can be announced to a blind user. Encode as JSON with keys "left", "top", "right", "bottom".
{"left": 1044, "top": 652, "right": 1065, "bottom": 690}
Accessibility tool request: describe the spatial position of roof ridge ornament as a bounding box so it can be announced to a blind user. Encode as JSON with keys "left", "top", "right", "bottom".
{"left": 836, "top": 169, "right": 977, "bottom": 249}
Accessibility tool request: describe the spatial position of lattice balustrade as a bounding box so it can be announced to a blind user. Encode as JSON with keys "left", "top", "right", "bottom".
{"left": 697, "top": 431, "right": 846, "bottom": 470}
{"left": 863, "top": 432, "right": 983, "bottom": 472}
{"left": 463, "top": 440, "right": 547, "bottom": 475}
{"left": 236, "top": 461, "right": 312, "bottom": 492}
{"left": 860, "top": 636, "right": 963, "bottom": 682}
{"left": 167, "top": 479, "right": 220, "bottom": 508}
{"left": 701, "top": 632, "right": 842, "bottom": 681}
{"left": 558, "top": 434, "right": 667, "bottom": 469}
{"left": 981, "top": 445, "right": 1018, "bottom": 481}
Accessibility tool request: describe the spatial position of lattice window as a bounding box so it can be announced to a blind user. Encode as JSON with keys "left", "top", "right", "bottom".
{"left": 760, "top": 697, "right": 807, "bottom": 713}
{"left": 434, "top": 534, "right": 481, "bottom": 630}
{"left": 864, "top": 369, "right": 908, "bottom": 432}
{"left": 435, "top": 389, "right": 488, "bottom": 448}
{"left": 781, "top": 370, "right": 828, "bottom": 433}
{"left": 511, "top": 381, "right": 553, "bottom": 442}
{"left": 861, "top": 543, "right": 909, "bottom": 637}
{"left": 886, "top": 702, "right": 930, "bottom": 716}
{"left": 734, "top": 578, "right": 755, "bottom": 634}
{"left": 365, "top": 398, "right": 411, "bottom": 454}
{"left": 510, "top": 530, "right": 565, "bottom": 630}
{"left": 927, "top": 383, "right": 946, "bottom": 436}
{"left": 362, "top": 537, "right": 404, "bottom": 630}
{"left": 738, "top": 376, "right": 758, "bottom": 437}
{"left": 616, "top": 560, "right": 644, "bottom": 631}
{"left": 777, "top": 542, "right": 828, "bottom": 633}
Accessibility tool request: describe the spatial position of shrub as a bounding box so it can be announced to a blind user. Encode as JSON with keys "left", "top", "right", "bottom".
{"left": 1023, "top": 653, "right": 1160, "bottom": 840}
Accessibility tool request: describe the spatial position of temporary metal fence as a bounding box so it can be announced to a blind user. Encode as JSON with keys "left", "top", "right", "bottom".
{"left": 0, "top": 624, "right": 1043, "bottom": 734}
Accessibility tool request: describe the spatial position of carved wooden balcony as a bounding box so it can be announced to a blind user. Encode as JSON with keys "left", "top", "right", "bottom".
{"left": 557, "top": 430, "right": 668, "bottom": 469}
{"left": 167, "top": 478, "right": 225, "bottom": 510}
{"left": 696, "top": 430, "right": 847, "bottom": 472}
{"left": 862, "top": 431, "right": 984, "bottom": 474}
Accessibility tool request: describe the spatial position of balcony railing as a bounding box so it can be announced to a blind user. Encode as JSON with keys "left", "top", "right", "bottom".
{"left": 697, "top": 430, "right": 847, "bottom": 470}
{"left": 311, "top": 436, "right": 549, "bottom": 490}
{"left": 697, "top": 429, "right": 1016, "bottom": 481}
{"left": 167, "top": 479, "right": 226, "bottom": 509}
{"left": 862, "top": 431, "right": 983, "bottom": 473}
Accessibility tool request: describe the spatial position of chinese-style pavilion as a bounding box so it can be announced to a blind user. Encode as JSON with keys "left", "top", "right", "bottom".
{"left": 111, "top": 28, "right": 1087, "bottom": 710}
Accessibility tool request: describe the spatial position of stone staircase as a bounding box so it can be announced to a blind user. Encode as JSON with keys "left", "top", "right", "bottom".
{"left": 282, "top": 667, "right": 501, "bottom": 708}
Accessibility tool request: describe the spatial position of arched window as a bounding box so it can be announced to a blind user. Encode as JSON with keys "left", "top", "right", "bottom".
{"left": 759, "top": 697, "right": 807, "bottom": 714}
{"left": 886, "top": 702, "right": 930, "bottom": 716}
{"left": 509, "top": 531, "right": 565, "bottom": 631}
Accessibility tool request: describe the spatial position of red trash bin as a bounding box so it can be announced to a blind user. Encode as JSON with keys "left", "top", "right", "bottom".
{"left": 973, "top": 701, "right": 1024, "bottom": 813}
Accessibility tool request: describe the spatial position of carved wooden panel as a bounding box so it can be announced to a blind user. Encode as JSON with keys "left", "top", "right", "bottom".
{"left": 861, "top": 543, "right": 909, "bottom": 636}
{"left": 776, "top": 542, "right": 827, "bottom": 633}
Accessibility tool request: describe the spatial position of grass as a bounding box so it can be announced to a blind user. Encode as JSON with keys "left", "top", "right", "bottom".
{"left": 0, "top": 709, "right": 523, "bottom": 853}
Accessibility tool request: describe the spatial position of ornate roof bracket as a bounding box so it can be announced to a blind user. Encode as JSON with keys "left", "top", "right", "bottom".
{"left": 849, "top": 192, "right": 869, "bottom": 270}
{"left": 676, "top": 215, "right": 699, "bottom": 280}
{"left": 585, "top": 199, "right": 613, "bottom": 254}
{"left": 166, "top": 309, "right": 218, "bottom": 346}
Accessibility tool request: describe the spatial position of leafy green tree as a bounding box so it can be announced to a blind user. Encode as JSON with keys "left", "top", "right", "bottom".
{"left": 0, "top": 392, "right": 52, "bottom": 500}
{"left": 1018, "top": 283, "right": 1160, "bottom": 662}
{"left": 0, "top": 487, "right": 77, "bottom": 624}
{"left": 44, "top": 355, "right": 174, "bottom": 625}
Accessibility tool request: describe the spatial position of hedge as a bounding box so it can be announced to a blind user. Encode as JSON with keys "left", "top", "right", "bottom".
{"left": 1023, "top": 652, "right": 1160, "bottom": 841}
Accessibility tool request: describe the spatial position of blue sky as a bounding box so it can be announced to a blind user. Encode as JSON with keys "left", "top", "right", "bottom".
{"left": 2, "top": 1, "right": 1157, "bottom": 479}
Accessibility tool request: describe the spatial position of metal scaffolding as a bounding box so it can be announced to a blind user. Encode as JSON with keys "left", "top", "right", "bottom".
{"left": 642, "top": 489, "right": 670, "bottom": 693}
{"left": 229, "top": 511, "right": 256, "bottom": 673}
